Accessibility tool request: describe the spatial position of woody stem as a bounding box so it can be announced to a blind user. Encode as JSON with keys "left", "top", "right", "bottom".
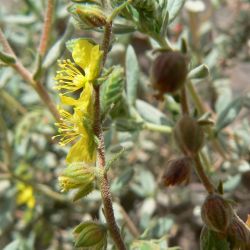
{"left": 93, "top": 22, "right": 126, "bottom": 250}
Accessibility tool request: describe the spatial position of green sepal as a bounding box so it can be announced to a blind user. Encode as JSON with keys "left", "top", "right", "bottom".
{"left": 72, "top": 182, "right": 94, "bottom": 202}
{"left": 0, "top": 51, "right": 16, "bottom": 64}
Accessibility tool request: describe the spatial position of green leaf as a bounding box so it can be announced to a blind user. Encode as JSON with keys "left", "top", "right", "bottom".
{"left": 136, "top": 100, "right": 171, "bottom": 126}
{"left": 131, "top": 236, "right": 172, "bottom": 250}
{"left": 167, "top": 0, "right": 185, "bottom": 24}
{"left": 200, "top": 226, "right": 230, "bottom": 250}
{"left": 115, "top": 118, "right": 143, "bottom": 132}
{"left": 126, "top": 45, "right": 140, "bottom": 106}
{"left": 188, "top": 64, "right": 209, "bottom": 79}
{"left": 72, "top": 182, "right": 94, "bottom": 202}
{"left": 111, "top": 168, "right": 134, "bottom": 193}
{"left": 215, "top": 96, "right": 250, "bottom": 132}
{"left": 101, "top": 66, "right": 129, "bottom": 119}
{"left": 0, "top": 51, "right": 16, "bottom": 64}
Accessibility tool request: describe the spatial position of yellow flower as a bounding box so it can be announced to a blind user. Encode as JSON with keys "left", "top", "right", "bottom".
{"left": 16, "top": 183, "right": 35, "bottom": 209}
{"left": 55, "top": 98, "right": 96, "bottom": 164}
{"left": 55, "top": 59, "right": 87, "bottom": 93}
{"left": 55, "top": 40, "right": 103, "bottom": 93}
{"left": 72, "top": 39, "right": 103, "bottom": 81}
{"left": 54, "top": 39, "right": 102, "bottom": 165}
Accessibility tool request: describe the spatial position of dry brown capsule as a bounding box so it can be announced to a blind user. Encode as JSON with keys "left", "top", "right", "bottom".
{"left": 151, "top": 51, "right": 188, "bottom": 100}
{"left": 227, "top": 215, "right": 250, "bottom": 249}
{"left": 174, "top": 115, "right": 204, "bottom": 156}
{"left": 201, "top": 194, "right": 233, "bottom": 233}
{"left": 162, "top": 156, "right": 192, "bottom": 186}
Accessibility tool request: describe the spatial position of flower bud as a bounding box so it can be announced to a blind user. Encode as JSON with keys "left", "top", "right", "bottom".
{"left": 162, "top": 156, "right": 192, "bottom": 186}
{"left": 58, "top": 163, "right": 95, "bottom": 193}
{"left": 174, "top": 115, "right": 204, "bottom": 156}
{"left": 201, "top": 194, "right": 233, "bottom": 233}
{"left": 151, "top": 51, "right": 188, "bottom": 99}
{"left": 74, "top": 221, "right": 107, "bottom": 248}
{"left": 69, "top": 4, "right": 107, "bottom": 28}
{"left": 227, "top": 215, "right": 250, "bottom": 249}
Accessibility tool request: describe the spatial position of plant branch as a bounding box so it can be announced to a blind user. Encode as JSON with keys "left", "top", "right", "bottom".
{"left": 144, "top": 122, "right": 172, "bottom": 134}
{"left": 93, "top": 22, "right": 126, "bottom": 250}
{"left": 119, "top": 205, "right": 140, "bottom": 238}
{"left": 38, "top": 0, "right": 55, "bottom": 57}
{"left": 0, "top": 28, "right": 60, "bottom": 121}
{"left": 180, "top": 85, "right": 189, "bottom": 115}
{"left": 193, "top": 154, "right": 215, "bottom": 194}
{"left": 187, "top": 79, "right": 228, "bottom": 159}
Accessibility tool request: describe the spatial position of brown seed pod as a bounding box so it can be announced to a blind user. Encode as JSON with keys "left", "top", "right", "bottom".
{"left": 227, "top": 215, "right": 250, "bottom": 249}
{"left": 162, "top": 156, "right": 192, "bottom": 187}
{"left": 174, "top": 115, "right": 204, "bottom": 156}
{"left": 151, "top": 51, "right": 188, "bottom": 100}
{"left": 201, "top": 194, "right": 234, "bottom": 233}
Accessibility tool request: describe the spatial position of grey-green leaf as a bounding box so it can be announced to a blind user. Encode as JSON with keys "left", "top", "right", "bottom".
{"left": 126, "top": 45, "right": 140, "bottom": 106}
{"left": 167, "top": 0, "right": 185, "bottom": 24}
{"left": 188, "top": 64, "right": 209, "bottom": 79}
{"left": 215, "top": 96, "right": 250, "bottom": 132}
{"left": 136, "top": 99, "right": 171, "bottom": 125}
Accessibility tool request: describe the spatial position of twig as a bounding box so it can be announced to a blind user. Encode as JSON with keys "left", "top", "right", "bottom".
{"left": 193, "top": 154, "right": 215, "bottom": 194}
{"left": 180, "top": 85, "right": 189, "bottom": 115}
{"left": 93, "top": 21, "right": 126, "bottom": 249}
{"left": 38, "top": 0, "right": 55, "bottom": 57}
{"left": 0, "top": 28, "right": 60, "bottom": 121}
{"left": 119, "top": 205, "right": 140, "bottom": 238}
{"left": 186, "top": 79, "right": 228, "bottom": 159}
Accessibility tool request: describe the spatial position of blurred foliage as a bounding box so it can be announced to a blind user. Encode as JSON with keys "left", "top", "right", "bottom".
{"left": 0, "top": 0, "right": 250, "bottom": 249}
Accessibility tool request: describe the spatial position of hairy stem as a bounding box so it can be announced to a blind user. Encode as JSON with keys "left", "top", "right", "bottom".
{"left": 38, "top": 0, "right": 55, "bottom": 57}
{"left": 193, "top": 154, "right": 215, "bottom": 194}
{"left": 0, "top": 28, "right": 60, "bottom": 121}
{"left": 93, "top": 22, "right": 126, "bottom": 250}
{"left": 179, "top": 71, "right": 214, "bottom": 194}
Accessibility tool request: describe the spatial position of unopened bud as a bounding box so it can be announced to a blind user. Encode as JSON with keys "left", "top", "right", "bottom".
{"left": 69, "top": 4, "right": 107, "bottom": 28}
{"left": 151, "top": 51, "right": 188, "bottom": 100}
{"left": 162, "top": 156, "right": 192, "bottom": 186}
{"left": 74, "top": 221, "right": 107, "bottom": 248}
{"left": 58, "top": 163, "right": 95, "bottom": 192}
{"left": 227, "top": 215, "right": 250, "bottom": 249}
{"left": 201, "top": 194, "right": 233, "bottom": 233}
{"left": 174, "top": 115, "right": 204, "bottom": 156}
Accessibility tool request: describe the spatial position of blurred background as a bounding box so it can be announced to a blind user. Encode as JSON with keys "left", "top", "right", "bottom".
{"left": 0, "top": 0, "right": 250, "bottom": 249}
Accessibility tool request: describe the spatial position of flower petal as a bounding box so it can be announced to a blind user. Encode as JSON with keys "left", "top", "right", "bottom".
{"left": 66, "top": 137, "right": 96, "bottom": 164}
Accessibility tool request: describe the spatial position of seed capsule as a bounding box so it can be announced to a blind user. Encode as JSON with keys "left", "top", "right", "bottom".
{"left": 227, "top": 215, "right": 250, "bottom": 249}
{"left": 162, "top": 156, "right": 192, "bottom": 186}
{"left": 151, "top": 51, "right": 188, "bottom": 100}
{"left": 201, "top": 194, "right": 233, "bottom": 233}
{"left": 174, "top": 115, "right": 204, "bottom": 156}
{"left": 74, "top": 221, "right": 107, "bottom": 248}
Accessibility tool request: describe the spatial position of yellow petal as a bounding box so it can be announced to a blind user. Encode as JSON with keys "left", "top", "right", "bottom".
{"left": 72, "top": 40, "right": 103, "bottom": 81}
{"left": 72, "top": 40, "right": 93, "bottom": 70}
{"left": 86, "top": 45, "right": 103, "bottom": 81}
{"left": 17, "top": 185, "right": 35, "bottom": 208}
{"left": 66, "top": 137, "right": 96, "bottom": 164}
